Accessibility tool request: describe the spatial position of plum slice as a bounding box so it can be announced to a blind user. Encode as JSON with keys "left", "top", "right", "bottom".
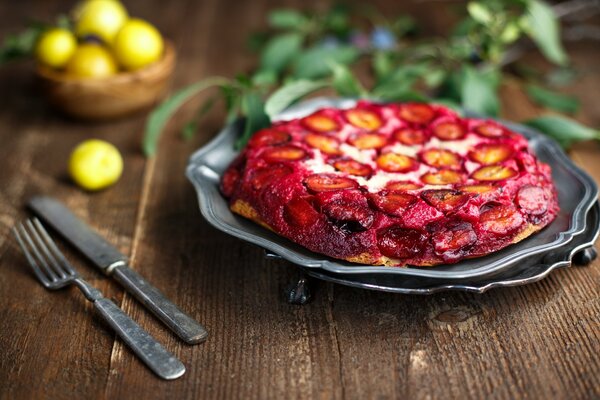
{"left": 471, "top": 165, "right": 518, "bottom": 181}
{"left": 516, "top": 185, "right": 548, "bottom": 216}
{"left": 284, "top": 197, "right": 321, "bottom": 227}
{"left": 386, "top": 181, "right": 423, "bottom": 191}
{"left": 420, "top": 170, "right": 463, "bottom": 185}
{"left": 263, "top": 145, "right": 307, "bottom": 163}
{"left": 369, "top": 191, "right": 417, "bottom": 217}
{"left": 469, "top": 143, "right": 513, "bottom": 165}
{"left": 398, "top": 104, "right": 436, "bottom": 124}
{"left": 480, "top": 204, "right": 524, "bottom": 234}
{"left": 250, "top": 165, "right": 292, "bottom": 190}
{"left": 421, "top": 189, "right": 471, "bottom": 212}
{"left": 420, "top": 149, "right": 462, "bottom": 169}
{"left": 304, "top": 174, "right": 358, "bottom": 192}
{"left": 248, "top": 129, "right": 291, "bottom": 148}
{"left": 318, "top": 190, "right": 374, "bottom": 232}
{"left": 376, "top": 153, "right": 418, "bottom": 173}
{"left": 377, "top": 227, "right": 428, "bottom": 259}
{"left": 348, "top": 133, "right": 388, "bottom": 150}
{"left": 432, "top": 221, "right": 477, "bottom": 254}
{"left": 305, "top": 133, "right": 342, "bottom": 155}
{"left": 475, "top": 122, "right": 505, "bottom": 138}
{"left": 433, "top": 121, "right": 465, "bottom": 140}
{"left": 333, "top": 159, "right": 372, "bottom": 177}
{"left": 394, "top": 128, "right": 428, "bottom": 145}
{"left": 303, "top": 113, "right": 340, "bottom": 132}
{"left": 345, "top": 109, "right": 382, "bottom": 130}
{"left": 459, "top": 184, "right": 495, "bottom": 194}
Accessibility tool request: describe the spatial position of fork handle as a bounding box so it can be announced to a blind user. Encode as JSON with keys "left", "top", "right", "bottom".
{"left": 93, "top": 298, "right": 186, "bottom": 380}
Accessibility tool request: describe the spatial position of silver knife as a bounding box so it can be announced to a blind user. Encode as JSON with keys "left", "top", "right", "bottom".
{"left": 28, "top": 196, "right": 208, "bottom": 345}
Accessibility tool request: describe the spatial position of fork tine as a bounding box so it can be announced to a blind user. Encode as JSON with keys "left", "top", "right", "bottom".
{"left": 12, "top": 224, "right": 54, "bottom": 285}
{"left": 25, "top": 219, "right": 68, "bottom": 280}
{"left": 32, "top": 218, "right": 76, "bottom": 277}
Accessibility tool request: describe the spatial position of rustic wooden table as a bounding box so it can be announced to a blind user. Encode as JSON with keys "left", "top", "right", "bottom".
{"left": 0, "top": 1, "right": 598, "bottom": 399}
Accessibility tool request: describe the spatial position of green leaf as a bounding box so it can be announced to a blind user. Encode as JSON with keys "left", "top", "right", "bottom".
{"left": 526, "top": 85, "right": 580, "bottom": 114}
{"left": 467, "top": 2, "right": 492, "bottom": 25}
{"left": 329, "top": 62, "right": 366, "bottom": 97}
{"left": 372, "top": 51, "right": 393, "bottom": 81}
{"left": 460, "top": 66, "right": 500, "bottom": 116}
{"left": 181, "top": 95, "right": 218, "bottom": 140}
{"left": 259, "top": 33, "right": 303, "bottom": 74}
{"left": 268, "top": 9, "right": 308, "bottom": 30}
{"left": 525, "top": 115, "right": 599, "bottom": 148}
{"left": 374, "top": 63, "right": 429, "bottom": 91}
{"left": 546, "top": 67, "right": 577, "bottom": 87}
{"left": 264, "top": 79, "right": 328, "bottom": 118}
{"left": 143, "top": 77, "right": 230, "bottom": 156}
{"left": 236, "top": 92, "right": 271, "bottom": 149}
{"left": 292, "top": 45, "right": 359, "bottom": 79}
{"left": 525, "top": 0, "right": 568, "bottom": 66}
{"left": 0, "top": 26, "right": 44, "bottom": 64}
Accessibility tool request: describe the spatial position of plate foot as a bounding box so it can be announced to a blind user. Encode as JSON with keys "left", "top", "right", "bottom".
{"left": 573, "top": 247, "right": 597, "bottom": 266}
{"left": 286, "top": 273, "right": 313, "bottom": 305}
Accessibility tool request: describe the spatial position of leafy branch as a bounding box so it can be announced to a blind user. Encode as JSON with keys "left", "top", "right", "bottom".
{"left": 143, "top": 0, "right": 599, "bottom": 155}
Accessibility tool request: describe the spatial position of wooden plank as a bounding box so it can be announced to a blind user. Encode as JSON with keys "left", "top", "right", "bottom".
{"left": 0, "top": 1, "right": 147, "bottom": 398}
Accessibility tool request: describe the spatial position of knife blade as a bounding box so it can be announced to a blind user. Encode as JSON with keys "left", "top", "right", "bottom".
{"left": 28, "top": 196, "right": 208, "bottom": 345}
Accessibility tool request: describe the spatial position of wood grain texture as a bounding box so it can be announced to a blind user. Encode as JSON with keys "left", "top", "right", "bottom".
{"left": 0, "top": 1, "right": 598, "bottom": 400}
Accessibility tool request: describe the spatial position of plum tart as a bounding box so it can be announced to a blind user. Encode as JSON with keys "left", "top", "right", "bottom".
{"left": 220, "top": 101, "right": 559, "bottom": 266}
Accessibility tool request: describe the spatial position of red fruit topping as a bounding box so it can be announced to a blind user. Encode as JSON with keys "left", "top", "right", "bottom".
{"left": 376, "top": 153, "right": 418, "bottom": 173}
{"left": 250, "top": 165, "right": 292, "bottom": 190}
{"left": 318, "top": 190, "right": 374, "bottom": 232}
{"left": 333, "top": 159, "right": 372, "bottom": 177}
{"left": 369, "top": 191, "right": 417, "bottom": 217}
{"left": 398, "top": 104, "right": 436, "bottom": 124}
{"left": 471, "top": 165, "right": 518, "bottom": 181}
{"left": 475, "top": 122, "right": 505, "bottom": 138}
{"left": 303, "top": 113, "right": 340, "bottom": 132}
{"left": 386, "top": 181, "right": 423, "bottom": 191}
{"left": 348, "top": 133, "right": 388, "bottom": 150}
{"left": 345, "top": 109, "right": 383, "bottom": 131}
{"left": 420, "top": 149, "right": 462, "bottom": 169}
{"left": 220, "top": 167, "right": 241, "bottom": 197}
{"left": 263, "top": 145, "right": 307, "bottom": 163}
{"left": 480, "top": 205, "right": 524, "bottom": 234}
{"left": 421, "top": 170, "right": 463, "bottom": 185}
{"left": 421, "top": 189, "right": 471, "bottom": 212}
{"left": 432, "top": 221, "right": 477, "bottom": 253}
{"left": 377, "top": 227, "right": 428, "bottom": 259}
{"left": 516, "top": 185, "right": 548, "bottom": 216}
{"left": 433, "top": 122, "right": 465, "bottom": 140}
{"left": 394, "top": 128, "right": 428, "bottom": 145}
{"left": 401, "top": 200, "right": 444, "bottom": 228}
{"left": 304, "top": 174, "right": 358, "bottom": 192}
{"left": 305, "top": 133, "right": 341, "bottom": 155}
{"left": 469, "top": 143, "right": 513, "bottom": 165}
{"left": 459, "top": 184, "right": 495, "bottom": 194}
{"left": 284, "top": 197, "right": 321, "bottom": 227}
{"left": 248, "top": 129, "right": 291, "bottom": 148}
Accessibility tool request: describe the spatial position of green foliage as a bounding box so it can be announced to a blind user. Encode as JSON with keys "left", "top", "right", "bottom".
{"left": 143, "top": 2, "right": 597, "bottom": 154}
{"left": 461, "top": 66, "right": 500, "bottom": 116}
{"left": 525, "top": 115, "right": 599, "bottom": 148}
{"left": 265, "top": 80, "right": 328, "bottom": 119}
{"left": 524, "top": 0, "right": 568, "bottom": 66}
{"left": 526, "top": 85, "right": 579, "bottom": 114}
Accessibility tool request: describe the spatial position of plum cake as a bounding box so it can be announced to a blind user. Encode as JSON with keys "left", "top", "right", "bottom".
{"left": 220, "top": 100, "right": 559, "bottom": 266}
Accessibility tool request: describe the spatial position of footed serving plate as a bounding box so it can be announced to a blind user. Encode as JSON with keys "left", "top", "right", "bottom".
{"left": 186, "top": 98, "right": 598, "bottom": 297}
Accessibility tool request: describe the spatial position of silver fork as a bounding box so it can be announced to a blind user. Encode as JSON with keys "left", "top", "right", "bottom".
{"left": 12, "top": 218, "right": 186, "bottom": 380}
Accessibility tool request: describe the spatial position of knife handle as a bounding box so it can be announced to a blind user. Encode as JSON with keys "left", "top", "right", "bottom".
{"left": 112, "top": 266, "right": 208, "bottom": 345}
{"left": 94, "top": 298, "right": 186, "bottom": 380}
